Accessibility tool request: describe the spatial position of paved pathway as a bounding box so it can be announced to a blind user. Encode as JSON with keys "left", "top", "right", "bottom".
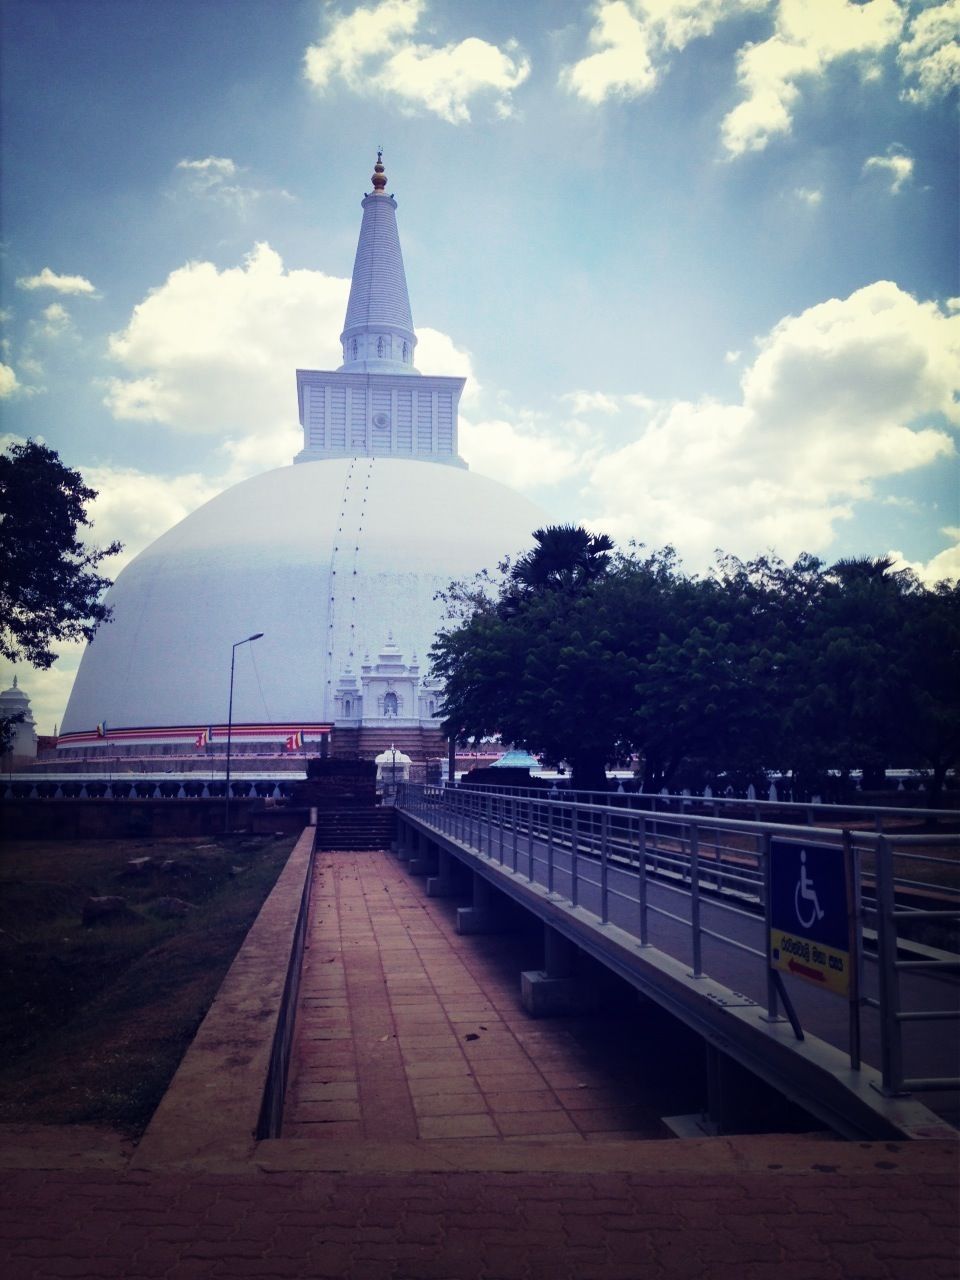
{"left": 285, "top": 852, "right": 672, "bottom": 1142}
{"left": 3, "top": 1150, "right": 957, "bottom": 1279}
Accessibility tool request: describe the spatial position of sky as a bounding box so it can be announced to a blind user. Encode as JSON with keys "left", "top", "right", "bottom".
{"left": 1, "top": 0, "right": 958, "bottom": 734}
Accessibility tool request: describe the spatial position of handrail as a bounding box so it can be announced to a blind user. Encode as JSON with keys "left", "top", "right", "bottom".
{"left": 424, "top": 784, "right": 876, "bottom": 845}
{"left": 399, "top": 781, "right": 960, "bottom": 1101}
{"left": 442, "top": 779, "right": 960, "bottom": 827}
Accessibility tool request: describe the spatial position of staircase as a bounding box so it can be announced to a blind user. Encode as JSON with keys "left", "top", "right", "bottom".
{"left": 314, "top": 808, "right": 397, "bottom": 851}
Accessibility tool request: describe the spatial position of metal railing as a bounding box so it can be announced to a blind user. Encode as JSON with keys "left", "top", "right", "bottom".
{"left": 444, "top": 779, "right": 957, "bottom": 833}
{"left": 398, "top": 782, "right": 960, "bottom": 1100}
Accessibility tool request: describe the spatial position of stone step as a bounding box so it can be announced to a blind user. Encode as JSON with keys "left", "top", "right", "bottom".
{"left": 314, "top": 809, "right": 397, "bottom": 851}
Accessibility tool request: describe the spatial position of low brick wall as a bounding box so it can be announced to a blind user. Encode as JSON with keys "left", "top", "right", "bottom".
{"left": 132, "top": 823, "right": 316, "bottom": 1168}
{"left": 0, "top": 798, "right": 258, "bottom": 840}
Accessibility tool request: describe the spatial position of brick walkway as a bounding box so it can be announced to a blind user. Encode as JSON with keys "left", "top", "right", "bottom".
{"left": 284, "top": 852, "right": 671, "bottom": 1142}
{"left": 3, "top": 1159, "right": 957, "bottom": 1279}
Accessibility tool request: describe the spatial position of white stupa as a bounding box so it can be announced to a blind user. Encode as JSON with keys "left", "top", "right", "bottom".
{"left": 58, "top": 154, "right": 545, "bottom": 761}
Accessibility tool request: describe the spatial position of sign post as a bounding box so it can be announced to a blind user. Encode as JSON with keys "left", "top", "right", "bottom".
{"left": 769, "top": 839, "right": 854, "bottom": 998}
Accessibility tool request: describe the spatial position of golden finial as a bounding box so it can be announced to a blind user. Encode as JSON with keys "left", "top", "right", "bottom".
{"left": 371, "top": 148, "right": 387, "bottom": 193}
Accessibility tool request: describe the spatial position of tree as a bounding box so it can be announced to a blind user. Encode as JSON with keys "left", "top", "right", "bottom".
{"left": 434, "top": 528, "right": 960, "bottom": 804}
{"left": 896, "top": 583, "right": 960, "bottom": 803}
{"left": 0, "top": 709, "right": 23, "bottom": 757}
{"left": 510, "top": 524, "right": 614, "bottom": 594}
{"left": 0, "top": 440, "right": 121, "bottom": 669}
{"left": 433, "top": 535, "right": 678, "bottom": 791}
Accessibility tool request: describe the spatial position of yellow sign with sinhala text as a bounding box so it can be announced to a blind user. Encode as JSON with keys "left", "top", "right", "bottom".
{"left": 770, "top": 928, "right": 850, "bottom": 997}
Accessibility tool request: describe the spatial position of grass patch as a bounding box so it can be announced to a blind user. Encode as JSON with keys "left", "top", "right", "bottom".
{"left": 0, "top": 831, "right": 298, "bottom": 1136}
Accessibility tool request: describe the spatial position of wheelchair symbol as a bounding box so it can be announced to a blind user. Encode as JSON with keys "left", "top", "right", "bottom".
{"left": 794, "top": 849, "right": 825, "bottom": 930}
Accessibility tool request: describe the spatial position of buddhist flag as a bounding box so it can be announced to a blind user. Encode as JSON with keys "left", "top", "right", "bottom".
{"left": 194, "top": 728, "right": 209, "bottom": 749}
{"left": 285, "top": 731, "right": 303, "bottom": 750}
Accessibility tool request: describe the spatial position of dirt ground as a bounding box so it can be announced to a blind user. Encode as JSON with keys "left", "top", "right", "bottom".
{"left": 0, "top": 831, "right": 296, "bottom": 1135}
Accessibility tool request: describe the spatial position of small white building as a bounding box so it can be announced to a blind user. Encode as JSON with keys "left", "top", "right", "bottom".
{"left": 375, "top": 745, "right": 412, "bottom": 784}
{"left": 0, "top": 677, "right": 38, "bottom": 764}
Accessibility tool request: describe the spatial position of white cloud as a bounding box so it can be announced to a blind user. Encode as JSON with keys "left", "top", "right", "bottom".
{"left": 217, "top": 431, "right": 303, "bottom": 485}
{"left": 889, "top": 535, "right": 960, "bottom": 584}
{"left": 721, "top": 0, "right": 904, "bottom": 156}
{"left": 563, "top": 0, "right": 766, "bottom": 103}
{"left": 794, "top": 185, "right": 823, "bottom": 205}
{"left": 0, "top": 363, "right": 21, "bottom": 398}
{"left": 0, "top": 361, "right": 42, "bottom": 398}
{"left": 303, "top": 0, "right": 529, "bottom": 123}
{"left": 561, "top": 1, "right": 658, "bottom": 103}
{"left": 0, "top": 640, "right": 86, "bottom": 738}
{"left": 104, "top": 242, "right": 347, "bottom": 443}
{"left": 863, "top": 146, "right": 914, "bottom": 192}
{"left": 16, "top": 267, "right": 97, "bottom": 295}
{"left": 585, "top": 282, "right": 959, "bottom": 567}
{"left": 460, "top": 416, "right": 587, "bottom": 489}
{"left": 415, "top": 326, "right": 479, "bottom": 404}
{"left": 561, "top": 390, "right": 622, "bottom": 415}
{"left": 177, "top": 156, "right": 237, "bottom": 178}
{"left": 39, "top": 302, "right": 71, "bottom": 337}
{"left": 83, "top": 465, "right": 221, "bottom": 572}
{"left": 899, "top": 0, "right": 960, "bottom": 103}
{"left": 564, "top": 1, "right": 952, "bottom": 153}
{"left": 724, "top": 349, "right": 743, "bottom": 364}
{"left": 173, "top": 155, "right": 290, "bottom": 211}
{"left": 623, "top": 393, "right": 657, "bottom": 413}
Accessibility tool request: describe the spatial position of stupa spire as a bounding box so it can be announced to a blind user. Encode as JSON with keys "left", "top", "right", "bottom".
{"left": 338, "top": 151, "right": 418, "bottom": 375}
{"left": 371, "top": 149, "right": 387, "bottom": 193}
{"left": 293, "top": 150, "right": 466, "bottom": 467}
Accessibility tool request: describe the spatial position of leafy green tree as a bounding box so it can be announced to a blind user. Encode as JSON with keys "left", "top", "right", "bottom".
{"left": 0, "top": 440, "right": 121, "bottom": 668}
{"left": 434, "top": 527, "right": 960, "bottom": 804}
{"left": 0, "top": 709, "right": 23, "bottom": 757}
{"left": 434, "top": 539, "right": 677, "bottom": 790}
{"left": 879, "top": 578, "right": 960, "bottom": 807}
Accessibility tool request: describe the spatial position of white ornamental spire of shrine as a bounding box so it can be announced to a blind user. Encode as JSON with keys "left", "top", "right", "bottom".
{"left": 338, "top": 151, "right": 419, "bottom": 376}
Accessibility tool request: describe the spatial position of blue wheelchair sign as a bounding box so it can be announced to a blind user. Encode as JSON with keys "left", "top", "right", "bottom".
{"left": 769, "top": 839, "right": 852, "bottom": 996}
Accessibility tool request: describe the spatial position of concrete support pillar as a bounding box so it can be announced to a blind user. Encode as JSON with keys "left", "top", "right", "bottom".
{"left": 456, "top": 872, "right": 505, "bottom": 935}
{"left": 521, "top": 925, "right": 597, "bottom": 1017}
{"left": 395, "top": 823, "right": 411, "bottom": 862}
{"left": 426, "top": 849, "right": 458, "bottom": 898}
{"left": 408, "top": 836, "right": 436, "bottom": 877}
{"left": 544, "top": 926, "right": 576, "bottom": 978}
{"left": 704, "top": 1044, "right": 760, "bottom": 1135}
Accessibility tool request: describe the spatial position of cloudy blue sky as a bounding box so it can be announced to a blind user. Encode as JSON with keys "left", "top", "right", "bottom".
{"left": 1, "top": 0, "right": 958, "bottom": 732}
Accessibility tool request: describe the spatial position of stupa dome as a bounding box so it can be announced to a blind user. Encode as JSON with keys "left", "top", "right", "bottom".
{"left": 60, "top": 457, "right": 542, "bottom": 741}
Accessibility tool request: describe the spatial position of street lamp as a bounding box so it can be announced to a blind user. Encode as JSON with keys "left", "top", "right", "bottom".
{"left": 224, "top": 632, "right": 263, "bottom": 834}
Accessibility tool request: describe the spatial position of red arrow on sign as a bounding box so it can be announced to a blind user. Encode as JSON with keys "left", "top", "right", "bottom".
{"left": 788, "top": 958, "right": 826, "bottom": 982}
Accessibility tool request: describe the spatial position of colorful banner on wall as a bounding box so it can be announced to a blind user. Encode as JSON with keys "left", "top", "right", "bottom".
{"left": 58, "top": 722, "right": 333, "bottom": 749}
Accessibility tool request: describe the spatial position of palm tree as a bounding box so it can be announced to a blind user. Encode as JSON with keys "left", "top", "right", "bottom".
{"left": 829, "top": 555, "right": 901, "bottom": 587}
{"left": 510, "top": 525, "right": 614, "bottom": 594}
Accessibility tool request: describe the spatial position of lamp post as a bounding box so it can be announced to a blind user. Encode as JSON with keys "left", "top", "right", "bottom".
{"left": 225, "top": 632, "right": 263, "bottom": 834}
